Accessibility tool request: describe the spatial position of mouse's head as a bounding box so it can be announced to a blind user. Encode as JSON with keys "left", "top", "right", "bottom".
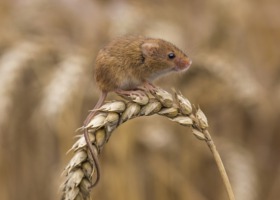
{"left": 141, "top": 38, "right": 192, "bottom": 80}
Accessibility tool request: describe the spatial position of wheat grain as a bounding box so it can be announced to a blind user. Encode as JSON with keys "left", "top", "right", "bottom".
{"left": 61, "top": 88, "right": 235, "bottom": 200}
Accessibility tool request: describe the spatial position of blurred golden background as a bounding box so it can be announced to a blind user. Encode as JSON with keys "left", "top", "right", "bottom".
{"left": 0, "top": 0, "right": 280, "bottom": 200}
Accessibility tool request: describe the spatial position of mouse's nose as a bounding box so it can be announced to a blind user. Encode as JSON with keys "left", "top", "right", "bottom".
{"left": 174, "top": 57, "right": 192, "bottom": 71}
{"left": 185, "top": 58, "right": 192, "bottom": 68}
{"left": 181, "top": 58, "right": 192, "bottom": 71}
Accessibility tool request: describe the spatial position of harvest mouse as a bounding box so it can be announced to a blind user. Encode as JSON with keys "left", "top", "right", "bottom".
{"left": 84, "top": 36, "right": 192, "bottom": 187}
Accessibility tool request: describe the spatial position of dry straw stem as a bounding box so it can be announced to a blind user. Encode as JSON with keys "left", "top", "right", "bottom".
{"left": 61, "top": 87, "right": 236, "bottom": 200}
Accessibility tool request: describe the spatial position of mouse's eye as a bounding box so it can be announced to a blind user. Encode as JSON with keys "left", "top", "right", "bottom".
{"left": 168, "top": 53, "right": 176, "bottom": 59}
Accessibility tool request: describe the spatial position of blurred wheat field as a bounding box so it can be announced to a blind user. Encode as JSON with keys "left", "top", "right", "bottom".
{"left": 0, "top": 0, "right": 280, "bottom": 200}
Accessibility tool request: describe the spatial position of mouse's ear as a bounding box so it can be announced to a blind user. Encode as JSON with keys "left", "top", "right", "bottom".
{"left": 141, "top": 42, "right": 159, "bottom": 56}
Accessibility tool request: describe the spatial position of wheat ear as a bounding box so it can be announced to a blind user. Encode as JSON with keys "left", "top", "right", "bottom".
{"left": 61, "top": 87, "right": 235, "bottom": 200}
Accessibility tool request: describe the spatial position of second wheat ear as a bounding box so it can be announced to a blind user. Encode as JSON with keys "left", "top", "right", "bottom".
{"left": 61, "top": 87, "right": 235, "bottom": 200}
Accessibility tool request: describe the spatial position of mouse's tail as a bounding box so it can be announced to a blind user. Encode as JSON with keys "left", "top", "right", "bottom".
{"left": 83, "top": 91, "right": 107, "bottom": 187}
{"left": 83, "top": 91, "right": 107, "bottom": 126}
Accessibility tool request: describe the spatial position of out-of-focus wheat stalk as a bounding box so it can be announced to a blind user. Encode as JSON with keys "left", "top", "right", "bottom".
{"left": 61, "top": 88, "right": 235, "bottom": 200}
{"left": 219, "top": 140, "right": 258, "bottom": 200}
{"left": 0, "top": 42, "right": 39, "bottom": 132}
{"left": 37, "top": 54, "right": 88, "bottom": 124}
{"left": 197, "top": 52, "right": 263, "bottom": 107}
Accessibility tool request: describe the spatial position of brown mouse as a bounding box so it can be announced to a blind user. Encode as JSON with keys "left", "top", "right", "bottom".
{"left": 84, "top": 36, "right": 192, "bottom": 187}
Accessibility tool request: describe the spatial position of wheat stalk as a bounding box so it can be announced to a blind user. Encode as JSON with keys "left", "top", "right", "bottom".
{"left": 61, "top": 87, "right": 235, "bottom": 200}
{"left": 0, "top": 42, "right": 39, "bottom": 129}
{"left": 37, "top": 54, "right": 88, "bottom": 122}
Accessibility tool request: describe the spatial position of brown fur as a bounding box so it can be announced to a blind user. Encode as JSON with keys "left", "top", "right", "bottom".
{"left": 95, "top": 36, "right": 191, "bottom": 92}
